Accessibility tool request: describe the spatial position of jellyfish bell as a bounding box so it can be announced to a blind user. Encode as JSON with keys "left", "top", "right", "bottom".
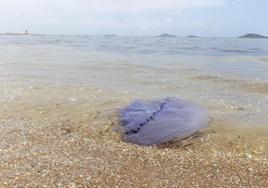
{"left": 120, "top": 97, "right": 208, "bottom": 146}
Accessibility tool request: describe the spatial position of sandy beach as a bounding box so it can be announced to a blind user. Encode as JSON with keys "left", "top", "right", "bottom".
{"left": 0, "top": 83, "right": 267, "bottom": 187}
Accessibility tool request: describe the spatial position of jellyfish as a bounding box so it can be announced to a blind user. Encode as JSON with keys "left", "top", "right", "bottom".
{"left": 120, "top": 97, "right": 208, "bottom": 146}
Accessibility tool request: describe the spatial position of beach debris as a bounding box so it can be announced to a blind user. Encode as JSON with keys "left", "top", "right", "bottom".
{"left": 68, "top": 97, "right": 77, "bottom": 102}
{"left": 120, "top": 97, "right": 208, "bottom": 145}
{"left": 230, "top": 106, "right": 245, "bottom": 111}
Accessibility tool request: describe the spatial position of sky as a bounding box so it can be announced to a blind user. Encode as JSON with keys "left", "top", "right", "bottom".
{"left": 0, "top": 0, "right": 267, "bottom": 37}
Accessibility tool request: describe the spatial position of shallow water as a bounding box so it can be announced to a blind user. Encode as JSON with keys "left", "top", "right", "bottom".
{"left": 0, "top": 35, "right": 268, "bottom": 126}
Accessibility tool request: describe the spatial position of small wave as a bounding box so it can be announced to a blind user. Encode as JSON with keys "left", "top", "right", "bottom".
{"left": 178, "top": 47, "right": 201, "bottom": 50}
{"left": 248, "top": 48, "right": 262, "bottom": 51}
{"left": 220, "top": 49, "right": 254, "bottom": 53}
{"left": 125, "top": 46, "right": 136, "bottom": 49}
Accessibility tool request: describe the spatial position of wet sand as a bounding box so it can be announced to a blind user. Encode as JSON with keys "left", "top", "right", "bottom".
{"left": 191, "top": 75, "right": 268, "bottom": 95}
{"left": 0, "top": 85, "right": 267, "bottom": 187}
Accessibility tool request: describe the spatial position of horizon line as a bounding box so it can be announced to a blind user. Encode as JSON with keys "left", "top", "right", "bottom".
{"left": 0, "top": 32, "right": 267, "bottom": 38}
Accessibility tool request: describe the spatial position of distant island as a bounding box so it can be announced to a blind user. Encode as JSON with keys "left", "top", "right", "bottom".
{"left": 157, "top": 33, "right": 177, "bottom": 38}
{"left": 239, "top": 33, "right": 268, "bottom": 39}
{"left": 1, "top": 33, "right": 25, "bottom": 36}
{"left": 1, "top": 30, "right": 30, "bottom": 36}
{"left": 187, "top": 35, "right": 198, "bottom": 38}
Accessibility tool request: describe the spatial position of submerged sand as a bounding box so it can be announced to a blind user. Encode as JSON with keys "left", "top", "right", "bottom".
{"left": 0, "top": 85, "right": 267, "bottom": 187}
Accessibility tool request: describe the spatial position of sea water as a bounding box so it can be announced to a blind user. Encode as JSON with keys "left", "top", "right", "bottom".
{"left": 0, "top": 35, "right": 268, "bottom": 127}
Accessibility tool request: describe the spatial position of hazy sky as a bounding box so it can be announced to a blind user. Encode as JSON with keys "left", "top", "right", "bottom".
{"left": 0, "top": 0, "right": 267, "bottom": 36}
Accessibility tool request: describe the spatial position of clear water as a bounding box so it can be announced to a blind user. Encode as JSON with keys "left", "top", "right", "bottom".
{"left": 1, "top": 35, "right": 268, "bottom": 81}
{"left": 0, "top": 35, "right": 268, "bottom": 126}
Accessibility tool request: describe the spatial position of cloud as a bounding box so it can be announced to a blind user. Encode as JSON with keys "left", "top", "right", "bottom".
{"left": 0, "top": 0, "right": 227, "bottom": 34}
{"left": 87, "top": 0, "right": 226, "bottom": 11}
{"left": 0, "top": 0, "right": 226, "bottom": 24}
{"left": 0, "top": 0, "right": 226, "bottom": 13}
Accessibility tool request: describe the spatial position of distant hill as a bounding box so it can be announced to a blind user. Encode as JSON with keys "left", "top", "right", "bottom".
{"left": 157, "top": 33, "right": 177, "bottom": 38}
{"left": 2, "top": 32, "right": 30, "bottom": 36}
{"left": 3, "top": 32, "right": 24, "bottom": 36}
{"left": 187, "top": 35, "right": 198, "bottom": 38}
{"left": 239, "top": 33, "right": 268, "bottom": 39}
